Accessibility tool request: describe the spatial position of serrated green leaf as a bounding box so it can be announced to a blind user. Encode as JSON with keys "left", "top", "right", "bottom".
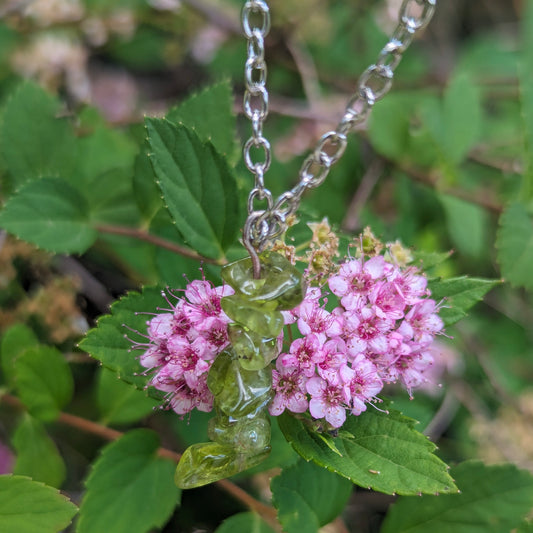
{"left": 14, "top": 346, "right": 74, "bottom": 422}
{"left": 80, "top": 286, "right": 164, "bottom": 390}
{"left": 410, "top": 250, "right": 452, "bottom": 271}
{"left": 0, "top": 82, "right": 77, "bottom": 186}
{"left": 215, "top": 512, "right": 276, "bottom": 533}
{"left": 12, "top": 414, "right": 66, "bottom": 488}
{"left": 0, "top": 475, "right": 77, "bottom": 533}
{"left": 0, "top": 177, "right": 97, "bottom": 253}
{"left": 97, "top": 367, "right": 158, "bottom": 425}
{"left": 428, "top": 276, "right": 501, "bottom": 326}
{"left": 278, "top": 410, "right": 457, "bottom": 496}
{"left": 77, "top": 429, "right": 180, "bottom": 533}
{"left": 381, "top": 461, "right": 533, "bottom": 533}
{"left": 1, "top": 324, "right": 39, "bottom": 388}
{"left": 146, "top": 118, "right": 240, "bottom": 259}
{"left": 496, "top": 202, "right": 533, "bottom": 291}
{"left": 271, "top": 459, "right": 352, "bottom": 533}
{"left": 166, "top": 80, "right": 238, "bottom": 159}
{"left": 441, "top": 74, "right": 481, "bottom": 165}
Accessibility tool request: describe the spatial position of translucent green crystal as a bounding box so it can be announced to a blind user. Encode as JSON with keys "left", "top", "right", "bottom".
{"left": 174, "top": 442, "right": 271, "bottom": 489}
{"left": 228, "top": 324, "right": 278, "bottom": 370}
{"left": 221, "top": 295, "right": 284, "bottom": 337}
{"left": 221, "top": 251, "right": 304, "bottom": 310}
{"left": 207, "top": 349, "right": 272, "bottom": 418}
{"left": 174, "top": 251, "right": 306, "bottom": 489}
{"left": 208, "top": 412, "right": 271, "bottom": 451}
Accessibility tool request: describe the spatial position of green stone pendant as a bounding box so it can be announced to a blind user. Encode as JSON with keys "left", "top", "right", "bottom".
{"left": 174, "top": 252, "right": 304, "bottom": 489}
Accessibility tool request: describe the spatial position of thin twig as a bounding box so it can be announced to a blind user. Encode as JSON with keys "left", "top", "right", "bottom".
{"left": 391, "top": 160, "right": 504, "bottom": 214}
{"left": 342, "top": 158, "right": 385, "bottom": 232}
{"left": 96, "top": 224, "right": 226, "bottom": 265}
{"left": 423, "top": 388, "right": 459, "bottom": 441}
{"left": 179, "top": 0, "right": 240, "bottom": 34}
{"left": 468, "top": 150, "right": 522, "bottom": 174}
{"left": 1, "top": 393, "right": 280, "bottom": 529}
{"left": 285, "top": 35, "right": 322, "bottom": 116}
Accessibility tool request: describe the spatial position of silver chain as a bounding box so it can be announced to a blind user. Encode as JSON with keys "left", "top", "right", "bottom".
{"left": 242, "top": 0, "right": 437, "bottom": 263}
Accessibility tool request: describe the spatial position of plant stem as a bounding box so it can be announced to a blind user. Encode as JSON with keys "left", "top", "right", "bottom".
{"left": 1, "top": 393, "right": 280, "bottom": 530}
{"left": 96, "top": 224, "right": 226, "bottom": 265}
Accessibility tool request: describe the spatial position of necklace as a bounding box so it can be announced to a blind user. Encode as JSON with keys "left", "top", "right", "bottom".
{"left": 171, "top": 0, "right": 437, "bottom": 489}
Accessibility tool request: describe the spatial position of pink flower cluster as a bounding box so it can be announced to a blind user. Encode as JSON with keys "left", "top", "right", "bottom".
{"left": 137, "top": 254, "right": 443, "bottom": 427}
{"left": 136, "top": 280, "right": 233, "bottom": 415}
{"left": 270, "top": 255, "right": 443, "bottom": 428}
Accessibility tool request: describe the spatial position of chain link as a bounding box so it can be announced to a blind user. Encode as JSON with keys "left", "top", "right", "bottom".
{"left": 242, "top": 1, "right": 271, "bottom": 189}
{"left": 243, "top": 0, "right": 437, "bottom": 255}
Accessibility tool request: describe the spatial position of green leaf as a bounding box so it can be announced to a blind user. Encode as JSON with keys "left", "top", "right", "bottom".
{"left": 0, "top": 475, "right": 77, "bottom": 533}
{"left": 496, "top": 202, "right": 533, "bottom": 291}
{"left": 12, "top": 414, "right": 66, "bottom": 488}
{"left": 410, "top": 250, "right": 452, "bottom": 271}
{"left": 80, "top": 286, "right": 164, "bottom": 390}
{"left": 0, "top": 177, "right": 97, "bottom": 253}
{"left": 273, "top": 486, "right": 319, "bottom": 533}
{"left": 215, "top": 512, "right": 276, "bottom": 533}
{"left": 146, "top": 118, "right": 240, "bottom": 259}
{"left": 132, "top": 141, "right": 162, "bottom": 221}
{"left": 1, "top": 324, "right": 39, "bottom": 388}
{"left": 368, "top": 93, "right": 413, "bottom": 162}
{"left": 96, "top": 367, "right": 158, "bottom": 425}
{"left": 439, "top": 194, "right": 489, "bottom": 259}
{"left": 271, "top": 459, "right": 352, "bottom": 533}
{"left": 441, "top": 73, "right": 481, "bottom": 165}
{"left": 278, "top": 410, "right": 457, "bottom": 496}
{"left": 0, "top": 82, "right": 77, "bottom": 186}
{"left": 74, "top": 115, "right": 137, "bottom": 184}
{"left": 85, "top": 168, "right": 140, "bottom": 226}
{"left": 77, "top": 429, "right": 180, "bottom": 533}
{"left": 428, "top": 276, "right": 501, "bottom": 326}
{"left": 381, "top": 461, "right": 533, "bottom": 533}
{"left": 166, "top": 80, "right": 238, "bottom": 159}
{"left": 14, "top": 346, "right": 74, "bottom": 421}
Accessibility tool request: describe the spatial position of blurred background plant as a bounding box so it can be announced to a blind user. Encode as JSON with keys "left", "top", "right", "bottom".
{"left": 0, "top": 0, "right": 533, "bottom": 532}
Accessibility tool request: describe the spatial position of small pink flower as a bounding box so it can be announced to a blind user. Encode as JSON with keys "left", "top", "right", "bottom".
{"left": 344, "top": 308, "right": 392, "bottom": 356}
{"left": 148, "top": 313, "right": 175, "bottom": 341}
{"left": 197, "top": 316, "right": 231, "bottom": 355}
{"left": 296, "top": 300, "right": 343, "bottom": 342}
{"left": 391, "top": 267, "right": 428, "bottom": 305}
{"left": 306, "top": 376, "right": 347, "bottom": 428}
{"left": 281, "top": 333, "right": 324, "bottom": 377}
{"left": 184, "top": 280, "right": 234, "bottom": 328}
{"left": 270, "top": 359, "right": 308, "bottom": 416}
{"left": 329, "top": 256, "right": 386, "bottom": 310}
{"left": 166, "top": 336, "right": 211, "bottom": 386}
{"left": 398, "top": 299, "right": 443, "bottom": 346}
{"left": 169, "top": 377, "right": 213, "bottom": 414}
{"left": 369, "top": 281, "right": 406, "bottom": 320}
{"left": 340, "top": 355, "right": 383, "bottom": 415}
{"left": 316, "top": 338, "right": 347, "bottom": 384}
